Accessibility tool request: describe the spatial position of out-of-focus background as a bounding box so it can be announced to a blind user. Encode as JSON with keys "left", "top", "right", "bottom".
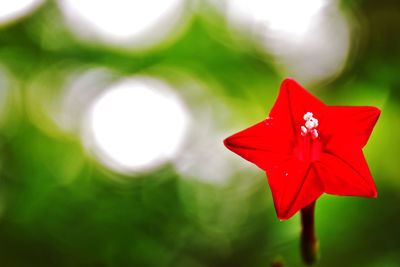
{"left": 0, "top": 0, "right": 398, "bottom": 266}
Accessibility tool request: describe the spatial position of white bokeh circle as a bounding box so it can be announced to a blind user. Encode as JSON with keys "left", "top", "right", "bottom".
{"left": 0, "top": 0, "right": 44, "bottom": 25}
{"left": 220, "top": 0, "right": 351, "bottom": 85}
{"left": 58, "top": 0, "right": 188, "bottom": 49}
{"left": 83, "top": 76, "right": 190, "bottom": 173}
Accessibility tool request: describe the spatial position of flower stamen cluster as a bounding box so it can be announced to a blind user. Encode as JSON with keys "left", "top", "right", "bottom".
{"left": 301, "top": 112, "right": 318, "bottom": 139}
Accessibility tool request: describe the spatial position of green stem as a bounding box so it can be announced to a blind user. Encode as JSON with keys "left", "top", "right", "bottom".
{"left": 300, "top": 201, "right": 318, "bottom": 265}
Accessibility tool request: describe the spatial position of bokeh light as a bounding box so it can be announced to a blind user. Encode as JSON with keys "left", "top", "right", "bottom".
{"left": 0, "top": 0, "right": 44, "bottom": 25}
{"left": 58, "top": 0, "right": 188, "bottom": 48}
{"left": 83, "top": 77, "right": 189, "bottom": 173}
{"left": 224, "top": 0, "right": 350, "bottom": 85}
{"left": 226, "top": 0, "right": 325, "bottom": 35}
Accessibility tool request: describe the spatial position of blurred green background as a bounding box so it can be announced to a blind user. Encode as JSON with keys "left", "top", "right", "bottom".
{"left": 0, "top": 0, "right": 399, "bottom": 266}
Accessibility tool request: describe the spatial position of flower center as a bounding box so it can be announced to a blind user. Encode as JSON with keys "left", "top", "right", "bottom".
{"left": 300, "top": 112, "right": 318, "bottom": 139}
{"left": 295, "top": 112, "right": 321, "bottom": 162}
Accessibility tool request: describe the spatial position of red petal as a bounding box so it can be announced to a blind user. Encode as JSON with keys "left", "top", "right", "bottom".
{"left": 315, "top": 106, "right": 379, "bottom": 197}
{"left": 316, "top": 140, "right": 377, "bottom": 198}
{"left": 269, "top": 78, "right": 327, "bottom": 144}
{"left": 224, "top": 120, "right": 292, "bottom": 171}
{"left": 266, "top": 159, "right": 324, "bottom": 220}
{"left": 321, "top": 106, "right": 381, "bottom": 148}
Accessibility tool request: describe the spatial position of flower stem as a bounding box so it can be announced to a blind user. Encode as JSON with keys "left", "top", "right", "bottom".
{"left": 300, "top": 201, "right": 318, "bottom": 265}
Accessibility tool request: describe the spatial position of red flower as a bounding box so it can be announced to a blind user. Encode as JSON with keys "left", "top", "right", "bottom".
{"left": 224, "top": 79, "right": 380, "bottom": 220}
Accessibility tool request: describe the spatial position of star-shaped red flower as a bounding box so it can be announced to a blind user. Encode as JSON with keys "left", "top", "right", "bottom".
{"left": 224, "top": 79, "right": 380, "bottom": 220}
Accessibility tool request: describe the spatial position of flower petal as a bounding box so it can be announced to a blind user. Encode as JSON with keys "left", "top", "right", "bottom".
{"left": 266, "top": 159, "right": 324, "bottom": 220}
{"left": 316, "top": 142, "right": 377, "bottom": 197}
{"left": 269, "top": 78, "right": 327, "bottom": 144}
{"left": 315, "top": 106, "right": 379, "bottom": 197}
{"left": 224, "top": 120, "right": 292, "bottom": 171}
{"left": 321, "top": 106, "right": 381, "bottom": 148}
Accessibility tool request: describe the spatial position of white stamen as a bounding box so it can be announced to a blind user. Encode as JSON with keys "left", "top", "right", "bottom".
{"left": 300, "top": 112, "right": 319, "bottom": 139}
{"left": 301, "top": 126, "right": 308, "bottom": 136}
{"left": 311, "top": 129, "right": 318, "bottom": 139}
{"left": 310, "top": 117, "right": 318, "bottom": 128}
{"left": 303, "top": 112, "right": 313, "bottom": 121}
{"left": 305, "top": 120, "right": 315, "bottom": 129}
